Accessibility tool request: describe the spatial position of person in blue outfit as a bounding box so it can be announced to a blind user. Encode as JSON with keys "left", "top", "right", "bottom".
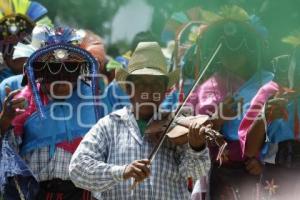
{"left": 241, "top": 34, "right": 300, "bottom": 200}
{"left": 0, "top": 26, "right": 104, "bottom": 200}
{"left": 186, "top": 6, "right": 271, "bottom": 200}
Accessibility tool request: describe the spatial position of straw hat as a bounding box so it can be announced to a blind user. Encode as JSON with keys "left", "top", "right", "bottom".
{"left": 115, "top": 42, "right": 180, "bottom": 90}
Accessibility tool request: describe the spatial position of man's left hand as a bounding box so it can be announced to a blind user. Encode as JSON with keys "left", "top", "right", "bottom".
{"left": 245, "top": 157, "right": 263, "bottom": 176}
{"left": 187, "top": 121, "right": 208, "bottom": 151}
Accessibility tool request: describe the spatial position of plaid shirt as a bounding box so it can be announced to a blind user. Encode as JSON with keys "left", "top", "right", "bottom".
{"left": 69, "top": 107, "right": 211, "bottom": 200}
{"left": 7, "top": 131, "right": 73, "bottom": 182}
{"left": 23, "top": 146, "right": 73, "bottom": 181}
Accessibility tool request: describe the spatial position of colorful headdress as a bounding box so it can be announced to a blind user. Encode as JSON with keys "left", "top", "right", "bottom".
{"left": 14, "top": 27, "right": 101, "bottom": 119}
{"left": 199, "top": 5, "right": 268, "bottom": 51}
{"left": 194, "top": 5, "right": 268, "bottom": 77}
{"left": 0, "top": 0, "right": 50, "bottom": 46}
{"left": 199, "top": 5, "right": 267, "bottom": 34}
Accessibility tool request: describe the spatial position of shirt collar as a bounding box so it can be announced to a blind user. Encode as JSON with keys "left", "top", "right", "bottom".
{"left": 110, "top": 106, "right": 144, "bottom": 144}
{"left": 110, "top": 106, "right": 133, "bottom": 121}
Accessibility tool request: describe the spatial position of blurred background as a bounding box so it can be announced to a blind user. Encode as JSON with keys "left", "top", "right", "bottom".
{"left": 38, "top": 0, "right": 300, "bottom": 57}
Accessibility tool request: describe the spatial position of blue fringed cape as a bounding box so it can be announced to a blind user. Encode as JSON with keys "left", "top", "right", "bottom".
{"left": 0, "top": 134, "right": 39, "bottom": 200}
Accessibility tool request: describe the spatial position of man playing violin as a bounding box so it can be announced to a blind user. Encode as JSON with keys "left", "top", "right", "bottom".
{"left": 69, "top": 42, "right": 211, "bottom": 200}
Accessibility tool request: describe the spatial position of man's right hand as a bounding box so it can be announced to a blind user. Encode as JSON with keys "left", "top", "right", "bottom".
{"left": 0, "top": 86, "right": 26, "bottom": 133}
{"left": 245, "top": 157, "right": 263, "bottom": 176}
{"left": 265, "top": 92, "right": 289, "bottom": 122}
{"left": 123, "top": 159, "right": 151, "bottom": 182}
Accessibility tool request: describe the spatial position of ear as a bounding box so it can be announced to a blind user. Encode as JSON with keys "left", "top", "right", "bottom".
{"left": 125, "top": 84, "right": 131, "bottom": 94}
{"left": 125, "top": 79, "right": 134, "bottom": 95}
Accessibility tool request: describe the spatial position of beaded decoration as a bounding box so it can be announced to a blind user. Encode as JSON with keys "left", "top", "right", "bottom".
{"left": 16, "top": 27, "right": 101, "bottom": 120}
{"left": 25, "top": 43, "right": 101, "bottom": 120}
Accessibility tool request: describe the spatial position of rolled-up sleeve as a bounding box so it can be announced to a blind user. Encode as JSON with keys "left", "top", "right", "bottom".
{"left": 69, "top": 118, "right": 127, "bottom": 192}
{"left": 177, "top": 144, "right": 211, "bottom": 180}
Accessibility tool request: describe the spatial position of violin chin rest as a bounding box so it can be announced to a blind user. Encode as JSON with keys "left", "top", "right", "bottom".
{"left": 167, "top": 115, "right": 210, "bottom": 145}
{"left": 167, "top": 126, "right": 189, "bottom": 145}
{"left": 175, "top": 115, "right": 209, "bottom": 128}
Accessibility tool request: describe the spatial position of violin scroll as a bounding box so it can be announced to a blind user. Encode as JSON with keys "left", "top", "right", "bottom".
{"left": 167, "top": 115, "right": 228, "bottom": 165}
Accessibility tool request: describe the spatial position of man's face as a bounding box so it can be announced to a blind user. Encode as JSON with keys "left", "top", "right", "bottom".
{"left": 127, "top": 75, "right": 168, "bottom": 119}
{"left": 220, "top": 50, "right": 248, "bottom": 73}
{"left": 2, "top": 30, "right": 32, "bottom": 74}
{"left": 3, "top": 55, "right": 26, "bottom": 74}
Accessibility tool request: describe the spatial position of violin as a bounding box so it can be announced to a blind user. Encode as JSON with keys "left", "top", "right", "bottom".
{"left": 170, "top": 115, "right": 227, "bottom": 164}
{"left": 130, "top": 111, "right": 228, "bottom": 189}
{"left": 144, "top": 112, "right": 227, "bottom": 163}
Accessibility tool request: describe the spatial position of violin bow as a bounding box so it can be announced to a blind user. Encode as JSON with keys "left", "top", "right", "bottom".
{"left": 174, "top": 21, "right": 203, "bottom": 102}
{"left": 149, "top": 43, "right": 222, "bottom": 162}
{"left": 131, "top": 43, "right": 222, "bottom": 189}
{"left": 174, "top": 21, "right": 203, "bottom": 70}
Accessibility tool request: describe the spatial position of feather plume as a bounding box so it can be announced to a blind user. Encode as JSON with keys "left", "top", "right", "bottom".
{"left": 219, "top": 5, "right": 250, "bottom": 22}
{"left": 0, "top": 0, "right": 47, "bottom": 22}
{"left": 26, "top": 1, "right": 47, "bottom": 21}
{"left": 47, "top": 27, "right": 83, "bottom": 44}
{"left": 282, "top": 30, "right": 300, "bottom": 47}
{"left": 199, "top": 9, "right": 222, "bottom": 24}
{"left": 12, "top": 0, "right": 30, "bottom": 15}
{"left": 0, "top": 0, "right": 13, "bottom": 16}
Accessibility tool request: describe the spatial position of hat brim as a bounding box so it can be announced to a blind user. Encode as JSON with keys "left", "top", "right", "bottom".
{"left": 115, "top": 67, "right": 180, "bottom": 91}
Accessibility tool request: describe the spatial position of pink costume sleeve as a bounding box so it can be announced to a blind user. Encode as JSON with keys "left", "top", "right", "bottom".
{"left": 187, "top": 73, "right": 243, "bottom": 115}
{"left": 11, "top": 84, "right": 80, "bottom": 153}
{"left": 12, "top": 84, "right": 48, "bottom": 137}
{"left": 238, "top": 81, "right": 279, "bottom": 157}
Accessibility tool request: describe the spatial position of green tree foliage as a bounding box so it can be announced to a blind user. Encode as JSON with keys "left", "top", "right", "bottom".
{"left": 38, "top": 0, "right": 128, "bottom": 35}
{"left": 37, "top": 0, "right": 300, "bottom": 57}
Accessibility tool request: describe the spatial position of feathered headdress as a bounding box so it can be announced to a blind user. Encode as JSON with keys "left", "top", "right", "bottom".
{"left": 0, "top": 0, "right": 51, "bottom": 44}
{"left": 199, "top": 5, "right": 268, "bottom": 40}
{"left": 13, "top": 25, "right": 84, "bottom": 59}
{"left": 187, "top": 5, "right": 269, "bottom": 81}
{"left": 14, "top": 26, "right": 101, "bottom": 120}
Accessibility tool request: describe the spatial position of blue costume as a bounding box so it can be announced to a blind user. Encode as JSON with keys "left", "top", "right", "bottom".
{"left": 21, "top": 83, "right": 98, "bottom": 157}
{"left": 0, "top": 0, "right": 50, "bottom": 199}
{"left": 222, "top": 70, "right": 274, "bottom": 141}
{"left": 0, "top": 27, "right": 102, "bottom": 200}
